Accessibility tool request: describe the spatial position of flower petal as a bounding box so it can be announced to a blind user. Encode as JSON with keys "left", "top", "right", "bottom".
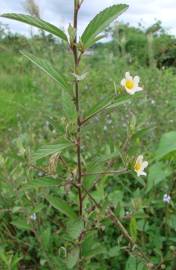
{"left": 121, "top": 78, "right": 126, "bottom": 86}
{"left": 142, "top": 161, "right": 148, "bottom": 169}
{"left": 125, "top": 89, "right": 135, "bottom": 95}
{"left": 138, "top": 170, "right": 147, "bottom": 176}
{"left": 134, "top": 86, "right": 143, "bottom": 93}
{"left": 125, "top": 72, "right": 132, "bottom": 80}
{"left": 134, "top": 76, "right": 140, "bottom": 84}
{"left": 136, "top": 155, "right": 143, "bottom": 163}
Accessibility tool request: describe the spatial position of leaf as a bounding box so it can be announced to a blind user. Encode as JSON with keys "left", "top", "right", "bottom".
{"left": 81, "top": 4, "right": 128, "bottom": 48}
{"left": 0, "top": 249, "right": 9, "bottom": 266}
{"left": 66, "top": 247, "right": 79, "bottom": 269}
{"left": 40, "top": 227, "right": 51, "bottom": 250}
{"left": 146, "top": 162, "right": 172, "bottom": 193}
{"left": 82, "top": 232, "right": 106, "bottom": 258}
{"left": 83, "top": 95, "right": 130, "bottom": 124}
{"left": 125, "top": 256, "right": 146, "bottom": 270}
{"left": 155, "top": 131, "right": 176, "bottom": 160}
{"left": 32, "top": 141, "right": 72, "bottom": 161}
{"left": 84, "top": 95, "right": 112, "bottom": 120}
{"left": 107, "top": 246, "right": 120, "bottom": 258}
{"left": 129, "top": 217, "right": 137, "bottom": 241}
{"left": 46, "top": 195, "right": 77, "bottom": 219}
{"left": 61, "top": 90, "right": 76, "bottom": 121}
{"left": 21, "top": 51, "right": 69, "bottom": 90}
{"left": 11, "top": 218, "right": 32, "bottom": 231}
{"left": 105, "top": 95, "right": 131, "bottom": 110}
{"left": 83, "top": 245, "right": 106, "bottom": 258}
{"left": 1, "top": 13, "right": 68, "bottom": 41}
{"left": 72, "top": 72, "right": 88, "bottom": 81}
{"left": 82, "top": 34, "right": 106, "bottom": 49}
{"left": 168, "top": 215, "right": 176, "bottom": 231}
{"left": 108, "top": 190, "right": 123, "bottom": 208}
{"left": 24, "top": 178, "right": 60, "bottom": 189}
{"left": 67, "top": 218, "right": 84, "bottom": 240}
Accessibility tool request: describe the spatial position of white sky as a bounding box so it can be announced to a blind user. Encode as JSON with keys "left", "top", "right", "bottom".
{"left": 0, "top": 0, "right": 176, "bottom": 36}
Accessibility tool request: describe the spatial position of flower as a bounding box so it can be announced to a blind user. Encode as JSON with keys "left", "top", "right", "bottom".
{"left": 30, "top": 213, "right": 37, "bottom": 221}
{"left": 121, "top": 72, "right": 143, "bottom": 95}
{"left": 163, "top": 194, "right": 171, "bottom": 203}
{"left": 134, "top": 155, "right": 148, "bottom": 177}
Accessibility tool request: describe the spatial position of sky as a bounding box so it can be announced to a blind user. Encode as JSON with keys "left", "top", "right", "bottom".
{"left": 0, "top": 0, "right": 176, "bottom": 37}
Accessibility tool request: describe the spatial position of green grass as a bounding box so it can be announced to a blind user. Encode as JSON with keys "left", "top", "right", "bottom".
{"left": 1, "top": 43, "right": 176, "bottom": 269}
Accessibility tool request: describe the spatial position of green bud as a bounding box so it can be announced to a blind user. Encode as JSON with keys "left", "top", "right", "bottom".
{"left": 68, "top": 23, "right": 76, "bottom": 46}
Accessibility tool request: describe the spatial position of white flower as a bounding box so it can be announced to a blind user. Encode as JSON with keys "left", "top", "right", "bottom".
{"left": 163, "top": 194, "right": 171, "bottom": 203}
{"left": 134, "top": 155, "right": 148, "bottom": 177}
{"left": 30, "top": 213, "right": 37, "bottom": 221}
{"left": 121, "top": 72, "right": 143, "bottom": 95}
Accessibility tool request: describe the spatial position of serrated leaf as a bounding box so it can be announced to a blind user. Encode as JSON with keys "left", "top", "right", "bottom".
{"left": 32, "top": 142, "right": 72, "bottom": 161}
{"left": 155, "top": 131, "right": 176, "bottom": 160}
{"left": 129, "top": 217, "right": 137, "bottom": 241}
{"left": 67, "top": 218, "right": 84, "bottom": 240}
{"left": 81, "top": 4, "right": 128, "bottom": 48}
{"left": 11, "top": 218, "right": 32, "bottom": 231}
{"left": 46, "top": 195, "right": 77, "bottom": 219}
{"left": 21, "top": 51, "right": 69, "bottom": 90}
{"left": 66, "top": 247, "right": 79, "bottom": 269}
{"left": 1, "top": 13, "right": 68, "bottom": 41}
{"left": 24, "top": 178, "right": 60, "bottom": 189}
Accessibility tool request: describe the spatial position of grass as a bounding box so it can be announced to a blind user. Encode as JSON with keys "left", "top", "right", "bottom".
{"left": 0, "top": 41, "right": 176, "bottom": 269}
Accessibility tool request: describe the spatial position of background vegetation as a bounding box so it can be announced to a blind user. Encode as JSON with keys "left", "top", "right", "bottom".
{"left": 0, "top": 7, "right": 176, "bottom": 269}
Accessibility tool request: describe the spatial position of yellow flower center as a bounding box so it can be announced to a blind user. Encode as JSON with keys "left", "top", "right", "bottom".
{"left": 125, "top": 80, "right": 134, "bottom": 90}
{"left": 134, "top": 162, "right": 141, "bottom": 172}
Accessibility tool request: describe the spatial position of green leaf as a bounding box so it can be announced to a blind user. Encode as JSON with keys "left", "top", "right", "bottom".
{"left": 146, "top": 162, "right": 172, "bottom": 193}
{"left": 81, "top": 4, "right": 128, "bottom": 48}
{"left": 66, "top": 247, "right": 79, "bottom": 269}
{"left": 46, "top": 195, "right": 77, "bottom": 219}
{"left": 155, "top": 131, "right": 176, "bottom": 160}
{"left": 11, "top": 218, "right": 32, "bottom": 231}
{"left": 105, "top": 95, "right": 130, "bottom": 110}
{"left": 82, "top": 34, "right": 106, "bottom": 49}
{"left": 83, "top": 95, "right": 130, "bottom": 124}
{"left": 107, "top": 246, "right": 120, "bottom": 258}
{"left": 32, "top": 141, "right": 72, "bottom": 161}
{"left": 83, "top": 245, "right": 106, "bottom": 258}
{"left": 0, "top": 249, "right": 9, "bottom": 266}
{"left": 82, "top": 232, "right": 106, "bottom": 258}
{"left": 129, "top": 217, "right": 137, "bottom": 241}
{"left": 108, "top": 190, "right": 123, "bottom": 208}
{"left": 168, "top": 215, "right": 176, "bottom": 231}
{"left": 24, "top": 178, "right": 60, "bottom": 189}
{"left": 125, "top": 256, "right": 146, "bottom": 270}
{"left": 84, "top": 95, "right": 112, "bottom": 121}
{"left": 67, "top": 218, "right": 84, "bottom": 240}
{"left": 40, "top": 227, "right": 51, "bottom": 250}
{"left": 61, "top": 90, "right": 76, "bottom": 121}
{"left": 1, "top": 13, "right": 68, "bottom": 41}
{"left": 21, "top": 51, "right": 69, "bottom": 90}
